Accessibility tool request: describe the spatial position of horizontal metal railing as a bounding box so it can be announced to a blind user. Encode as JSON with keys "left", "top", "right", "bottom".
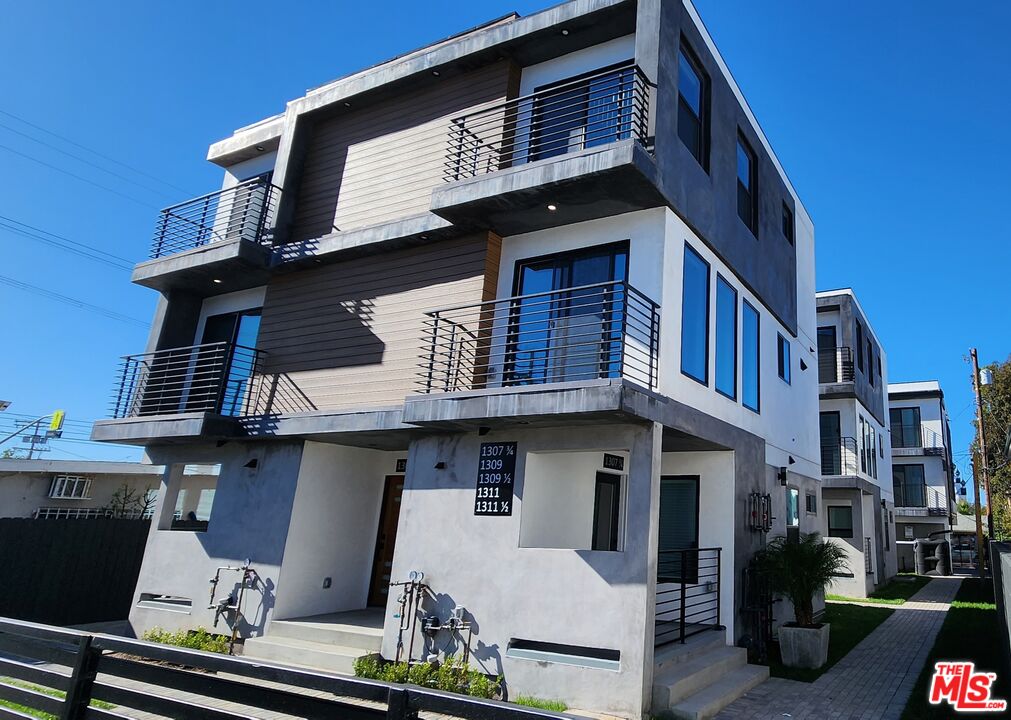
{"left": 655, "top": 547, "right": 722, "bottom": 646}
{"left": 818, "top": 346, "right": 854, "bottom": 384}
{"left": 418, "top": 280, "right": 660, "bottom": 394}
{"left": 893, "top": 423, "right": 945, "bottom": 451}
{"left": 150, "top": 176, "right": 279, "bottom": 259}
{"left": 821, "top": 436, "right": 858, "bottom": 476}
{"left": 445, "top": 64, "right": 653, "bottom": 181}
{"left": 895, "top": 484, "right": 949, "bottom": 515}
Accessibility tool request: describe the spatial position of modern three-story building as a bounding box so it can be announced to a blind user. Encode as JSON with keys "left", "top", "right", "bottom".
{"left": 93, "top": 1, "right": 820, "bottom": 715}
{"left": 815, "top": 289, "right": 896, "bottom": 598}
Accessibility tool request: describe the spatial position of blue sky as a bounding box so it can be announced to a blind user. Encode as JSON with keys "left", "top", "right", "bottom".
{"left": 0, "top": 1, "right": 1007, "bottom": 498}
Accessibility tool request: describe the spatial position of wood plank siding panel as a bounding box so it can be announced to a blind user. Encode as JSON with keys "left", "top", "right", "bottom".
{"left": 290, "top": 61, "right": 516, "bottom": 242}
{"left": 258, "top": 234, "right": 497, "bottom": 410}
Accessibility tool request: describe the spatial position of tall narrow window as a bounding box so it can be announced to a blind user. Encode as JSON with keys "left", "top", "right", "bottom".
{"left": 786, "top": 487, "right": 800, "bottom": 543}
{"left": 715, "top": 275, "right": 737, "bottom": 399}
{"left": 855, "top": 321, "right": 865, "bottom": 372}
{"left": 742, "top": 300, "right": 760, "bottom": 412}
{"left": 592, "top": 473, "right": 622, "bottom": 551}
{"left": 867, "top": 341, "right": 875, "bottom": 386}
{"left": 737, "top": 134, "right": 758, "bottom": 234}
{"left": 782, "top": 202, "right": 794, "bottom": 245}
{"left": 890, "top": 407, "right": 922, "bottom": 449}
{"left": 677, "top": 44, "right": 707, "bottom": 169}
{"left": 777, "top": 333, "right": 791, "bottom": 384}
{"left": 681, "top": 245, "right": 710, "bottom": 384}
{"left": 893, "top": 464, "right": 926, "bottom": 507}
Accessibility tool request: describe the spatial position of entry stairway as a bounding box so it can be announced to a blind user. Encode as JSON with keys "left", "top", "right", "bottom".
{"left": 651, "top": 630, "right": 767, "bottom": 720}
{"left": 243, "top": 609, "right": 383, "bottom": 674}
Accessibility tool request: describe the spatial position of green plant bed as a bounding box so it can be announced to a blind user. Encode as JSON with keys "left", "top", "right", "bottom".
{"left": 768, "top": 603, "right": 894, "bottom": 682}
{"left": 353, "top": 655, "right": 500, "bottom": 699}
{"left": 0, "top": 677, "right": 115, "bottom": 719}
{"left": 827, "top": 575, "right": 931, "bottom": 605}
{"left": 141, "top": 626, "right": 231, "bottom": 654}
{"left": 514, "top": 695, "right": 568, "bottom": 711}
{"left": 901, "top": 579, "right": 1009, "bottom": 719}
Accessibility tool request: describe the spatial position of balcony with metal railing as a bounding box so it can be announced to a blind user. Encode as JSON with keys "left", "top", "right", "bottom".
{"left": 895, "top": 484, "right": 950, "bottom": 517}
{"left": 817, "top": 346, "right": 855, "bottom": 384}
{"left": 430, "top": 64, "right": 665, "bottom": 236}
{"left": 821, "top": 437, "right": 859, "bottom": 477}
{"left": 892, "top": 424, "right": 946, "bottom": 457}
{"left": 132, "top": 177, "right": 280, "bottom": 294}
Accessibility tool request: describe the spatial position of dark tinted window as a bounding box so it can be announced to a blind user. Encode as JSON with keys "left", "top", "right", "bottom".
{"left": 715, "top": 275, "right": 737, "bottom": 399}
{"left": 890, "top": 407, "right": 922, "bottom": 449}
{"left": 737, "top": 135, "right": 757, "bottom": 234}
{"left": 828, "top": 506, "right": 854, "bottom": 538}
{"left": 893, "top": 464, "right": 926, "bottom": 507}
{"left": 678, "top": 45, "right": 707, "bottom": 168}
{"left": 742, "top": 301, "right": 760, "bottom": 412}
{"left": 681, "top": 245, "right": 710, "bottom": 384}
{"left": 782, "top": 203, "right": 794, "bottom": 245}
{"left": 777, "top": 333, "right": 791, "bottom": 384}
{"left": 855, "top": 321, "right": 865, "bottom": 372}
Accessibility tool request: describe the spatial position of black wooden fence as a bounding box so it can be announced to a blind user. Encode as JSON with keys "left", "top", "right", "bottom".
{"left": 0, "top": 518, "right": 149, "bottom": 626}
{"left": 0, "top": 617, "right": 569, "bottom": 720}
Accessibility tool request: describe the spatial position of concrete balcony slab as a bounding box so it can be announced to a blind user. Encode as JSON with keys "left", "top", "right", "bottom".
{"left": 131, "top": 239, "right": 273, "bottom": 295}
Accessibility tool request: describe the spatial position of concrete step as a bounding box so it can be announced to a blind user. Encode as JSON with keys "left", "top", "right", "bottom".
{"left": 667, "top": 665, "right": 769, "bottom": 720}
{"left": 268, "top": 618, "right": 383, "bottom": 652}
{"left": 653, "top": 631, "right": 726, "bottom": 675}
{"left": 652, "top": 646, "right": 747, "bottom": 708}
{"left": 242, "top": 636, "right": 366, "bottom": 675}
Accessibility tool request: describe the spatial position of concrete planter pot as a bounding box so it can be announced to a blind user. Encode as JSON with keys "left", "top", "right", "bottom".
{"left": 779, "top": 623, "right": 830, "bottom": 669}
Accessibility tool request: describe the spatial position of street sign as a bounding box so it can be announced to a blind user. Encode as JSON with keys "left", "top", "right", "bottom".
{"left": 49, "top": 410, "right": 65, "bottom": 433}
{"left": 21, "top": 435, "right": 48, "bottom": 444}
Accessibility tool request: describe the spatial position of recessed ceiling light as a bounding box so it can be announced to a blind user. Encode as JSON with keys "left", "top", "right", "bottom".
{"left": 212, "top": 278, "right": 223, "bottom": 284}
{"left": 432, "top": 70, "right": 441, "bottom": 77}
{"left": 255, "top": 145, "right": 265, "bottom": 151}
{"left": 561, "top": 29, "right": 570, "bottom": 36}
{"left": 547, "top": 204, "right": 558, "bottom": 211}
{"left": 419, "top": 234, "right": 429, "bottom": 240}
{"left": 343, "top": 101, "right": 352, "bottom": 108}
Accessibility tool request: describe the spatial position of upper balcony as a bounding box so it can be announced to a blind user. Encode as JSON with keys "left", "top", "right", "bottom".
{"left": 895, "top": 485, "right": 950, "bottom": 517}
{"left": 892, "top": 424, "right": 946, "bottom": 457}
{"left": 817, "top": 346, "right": 855, "bottom": 385}
{"left": 131, "top": 177, "right": 279, "bottom": 294}
{"left": 430, "top": 64, "right": 665, "bottom": 236}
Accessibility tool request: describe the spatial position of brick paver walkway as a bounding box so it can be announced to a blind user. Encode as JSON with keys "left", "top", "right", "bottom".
{"left": 716, "top": 577, "right": 962, "bottom": 720}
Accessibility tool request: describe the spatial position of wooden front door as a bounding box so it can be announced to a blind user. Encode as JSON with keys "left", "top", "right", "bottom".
{"left": 368, "top": 475, "right": 404, "bottom": 607}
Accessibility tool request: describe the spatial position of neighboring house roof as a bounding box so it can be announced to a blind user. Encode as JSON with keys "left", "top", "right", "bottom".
{"left": 0, "top": 459, "right": 164, "bottom": 475}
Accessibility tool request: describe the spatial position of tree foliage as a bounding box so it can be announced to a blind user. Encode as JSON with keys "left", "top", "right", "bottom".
{"left": 755, "top": 532, "right": 848, "bottom": 627}
{"left": 973, "top": 354, "right": 1011, "bottom": 539}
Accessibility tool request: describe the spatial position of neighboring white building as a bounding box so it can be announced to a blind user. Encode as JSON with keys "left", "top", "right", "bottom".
{"left": 91, "top": 1, "right": 821, "bottom": 716}
{"left": 888, "top": 381, "right": 956, "bottom": 572}
{"left": 815, "top": 290, "right": 897, "bottom": 597}
{"left": 0, "top": 459, "right": 217, "bottom": 521}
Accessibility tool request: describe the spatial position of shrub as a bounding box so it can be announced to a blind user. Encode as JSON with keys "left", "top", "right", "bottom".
{"left": 141, "top": 627, "right": 231, "bottom": 654}
{"left": 514, "top": 695, "right": 568, "bottom": 711}
{"left": 353, "top": 655, "right": 500, "bottom": 699}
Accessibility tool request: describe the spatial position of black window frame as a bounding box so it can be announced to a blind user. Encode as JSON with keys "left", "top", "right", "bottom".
{"left": 714, "top": 273, "right": 738, "bottom": 401}
{"left": 777, "top": 333, "right": 791, "bottom": 384}
{"left": 680, "top": 243, "right": 711, "bottom": 386}
{"left": 676, "top": 39, "right": 710, "bottom": 171}
{"left": 742, "top": 299, "right": 761, "bottom": 413}
{"left": 781, "top": 202, "right": 794, "bottom": 245}
{"left": 827, "top": 506, "right": 854, "bottom": 538}
{"left": 591, "top": 472, "right": 622, "bottom": 552}
{"left": 806, "top": 492, "right": 817, "bottom": 514}
{"left": 736, "top": 132, "right": 758, "bottom": 236}
{"left": 867, "top": 340, "right": 875, "bottom": 387}
{"left": 855, "top": 320, "right": 865, "bottom": 373}
{"left": 893, "top": 464, "right": 927, "bottom": 507}
{"left": 890, "top": 407, "right": 922, "bottom": 449}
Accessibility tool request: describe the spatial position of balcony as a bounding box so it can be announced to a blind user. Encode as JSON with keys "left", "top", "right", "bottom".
{"left": 131, "top": 177, "right": 279, "bottom": 294}
{"left": 895, "top": 485, "right": 949, "bottom": 517}
{"left": 93, "top": 342, "right": 314, "bottom": 445}
{"left": 817, "top": 346, "right": 855, "bottom": 384}
{"left": 430, "top": 64, "right": 665, "bottom": 236}
{"left": 821, "top": 437, "right": 858, "bottom": 477}
{"left": 892, "top": 424, "right": 946, "bottom": 457}
{"left": 418, "top": 280, "right": 659, "bottom": 393}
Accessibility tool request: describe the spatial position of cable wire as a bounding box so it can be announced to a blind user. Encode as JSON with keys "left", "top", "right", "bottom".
{"left": 0, "top": 215, "right": 134, "bottom": 271}
{"left": 0, "top": 274, "right": 148, "bottom": 327}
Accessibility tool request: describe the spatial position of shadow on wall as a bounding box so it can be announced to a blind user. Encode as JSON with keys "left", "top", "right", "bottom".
{"left": 413, "top": 587, "right": 503, "bottom": 681}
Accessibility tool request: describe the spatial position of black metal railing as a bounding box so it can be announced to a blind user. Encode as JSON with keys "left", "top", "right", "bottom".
{"left": 892, "top": 423, "right": 945, "bottom": 451}
{"left": 820, "top": 436, "right": 858, "bottom": 476}
{"left": 655, "top": 547, "right": 721, "bottom": 646}
{"left": 445, "top": 65, "right": 653, "bottom": 182}
{"left": 150, "top": 176, "right": 279, "bottom": 259}
{"left": 818, "top": 346, "right": 854, "bottom": 384}
{"left": 864, "top": 538, "right": 873, "bottom": 574}
{"left": 111, "top": 342, "right": 262, "bottom": 418}
{"left": 418, "top": 280, "right": 660, "bottom": 394}
{"left": 894, "top": 483, "right": 948, "bottom": 515}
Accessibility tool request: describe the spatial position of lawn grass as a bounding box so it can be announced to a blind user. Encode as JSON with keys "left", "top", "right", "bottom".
{"left": 0, "top": 677, "right": 116, "bottom": 719}
{"left": 901, "top": 578, "right": 1009, "bottom": 719}
{"left": 513, "top": 695, "right": 568, "bottom": 711}
{"left": 826, "top": 575, "right": 932, "bottom": 605}
{"left": 769, "top": 602, "right": 895, "bottom": 682}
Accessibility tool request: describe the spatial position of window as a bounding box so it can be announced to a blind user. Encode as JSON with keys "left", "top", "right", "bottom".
{"left": 715, "top": 275, "right": 737, "bottom": 399}
{"left": 867, "top": 341, "right": 875, "bottom": 387}
{"left": 828, "top": 506, "right": 854, "bottom": 538}
{"left": 883, "top": 509, "right": 890, "bottom": 546}
{"left": 592, "top": 473, "right": 622, "bottom": 551}
{"left": 681, "top": 245, "right": 710, "bottom": 384}
{"left": 820, "top": 411, "right": 842, "bottom": 475}
{"left": 879, "top": 433, "right": 885, "bottom": 459}
{"left": 855, "top": 321, "right": 864, "bottom": 372}
{"left": 858, "top": 416, "right": 867, "bottom": 473}
{"left": 786, "top": 487, "right": 800, "bottom": 542}
{"left": 890, "top": 407, "right": 922, "bottom": 448}
{"left": 777, "top": 333, "right": 791, "bottom": 384}
{"left": 806, "top": 492, "right": 817, "bottom": 513}
{"left": 782, "top": 203, "right": 794, "bottom": 245}
{"left": 869, "top": 426, "right": 877, "bottom": 479}
{"left": 736, "top": 134, "right": 758, "bottom": 234}
{"left": 742, "top": 301, "right": 760, "bottom": 412}
{"left": 677, "top": 43, "right": 708, "bottom": 169}
{"left": 893, "top": 464, "right": 926, "bottom": 507}
{"left": 49, "top": 475, "right": 92, "bottom": 500}
{"left": 161, "top": 464, "right": 220, "bottom": 532}
{"left": 817, "top": 326, "right": 838, "bottom": 383}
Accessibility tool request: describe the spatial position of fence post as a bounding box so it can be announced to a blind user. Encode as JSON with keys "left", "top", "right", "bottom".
{"left": 385, "top": 686, "right": 416, "bottom": 720}
{"left": 679, "top": 549, "right": 687, "bottom": 644}
{"left": 62, "top": 634, "right": 100, "bottom": 720}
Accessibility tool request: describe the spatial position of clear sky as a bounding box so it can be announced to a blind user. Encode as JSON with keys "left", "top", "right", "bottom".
{"left": 0, "top": 1, "right": 1007, "bottom": 497}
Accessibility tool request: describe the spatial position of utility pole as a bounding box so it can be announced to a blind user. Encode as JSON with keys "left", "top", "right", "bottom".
{"left": 971, "top": 348, "right": 995, "bottom": 567}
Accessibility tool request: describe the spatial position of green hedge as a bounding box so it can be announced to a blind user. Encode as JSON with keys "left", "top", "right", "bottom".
{"left": 353, "top": 655, "right": 500, "bottom": 699}
{"left": 141, "top": 627, "right": 231, "bottom": 654}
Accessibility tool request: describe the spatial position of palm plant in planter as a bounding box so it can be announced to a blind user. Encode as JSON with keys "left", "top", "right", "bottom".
{"left": 755, "top": 532, "right": 847, "bottom": 669}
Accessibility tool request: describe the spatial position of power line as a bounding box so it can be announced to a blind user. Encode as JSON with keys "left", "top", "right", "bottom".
{"left": 0, "top": 215, "right": 134, "bottom": 271}
{"left": 0, "top": 274, "right": 148, "bottom": 327}
{"left": 0, "top": 108, "right": 195, "bottom": 196}
{"left": 0, "top": 120, "right": 177, "bottom": 201}
{"left": 0, "top": 143, "right": 159, "bottom": 210}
